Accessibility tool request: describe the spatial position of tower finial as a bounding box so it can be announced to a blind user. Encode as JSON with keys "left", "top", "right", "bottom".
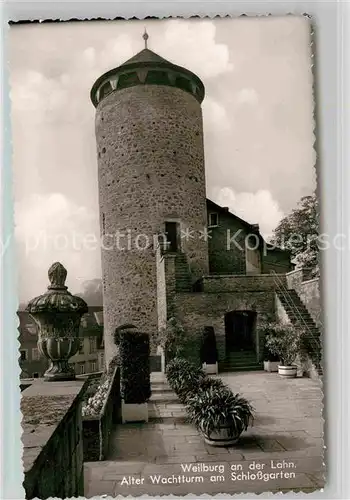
{"left": 143, "top": 28, "right": 149, "bottom": 49}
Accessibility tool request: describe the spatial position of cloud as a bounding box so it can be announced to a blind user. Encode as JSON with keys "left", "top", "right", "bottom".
{"left": 15, "top": 193, "right": 101, "bottom": 299}
{"left": 212, "top": 187, "right": 284, "bottom": 238}
{"left": 10, "top": 33, "right": 136, "bottom": 125}
{"left": 159, "top": 19, "right": 234, "bottom": 79}
{"left": 202, "top": 97, "right": 231, "bottom": 132}
{"left": 9, "top": 17, "right": 316, "bottom": 300}
{"left": 235, "top": 87, "right": 259, "bottom": 106}
{"left": 10, "top": 19, "right": 232, "bottom": 126}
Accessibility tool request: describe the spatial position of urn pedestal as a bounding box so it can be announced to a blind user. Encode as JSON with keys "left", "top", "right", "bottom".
{"left": 26, "top": 262, "right": 88, "bottom": 382}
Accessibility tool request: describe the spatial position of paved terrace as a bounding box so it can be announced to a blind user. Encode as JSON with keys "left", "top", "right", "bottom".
{"left": 85, "top": 371, "right": 325, "bottom": 496}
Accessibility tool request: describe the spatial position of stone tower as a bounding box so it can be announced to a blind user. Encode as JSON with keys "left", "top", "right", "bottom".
{"left": 91, "top": 33, "right": 209, "bottom": 365}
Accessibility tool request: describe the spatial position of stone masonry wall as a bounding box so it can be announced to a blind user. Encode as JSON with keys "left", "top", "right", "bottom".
{"left": 286, "top": 269, "right": 305, "bottom": 292}
{"left": 275, "top": 292, "right": 320, "bottom": 379}
{"left": 275, "top": 294, "right": 292, "bottom": 325}
{"left": 22, "top": 379, "right": 87, "bottom": 500}
{"left": 208, "top": 211, "right": 247, "bottom": 274}
{"left": 173, "top": 292, "right": 276, "bottom": 362}
{"left": 286, "top": 271, "right": 322, "bottom": 327}
{"left": 299, "top": 278, "right": 322, "bottom": 327}
{"left": 199, "top": 274, "right": 287, "bottom": 293}
{"left": 95, "top": 84, "right": 209, "bottom": 365}
{"left": 262, "top": 250, "right": 293, "bottom": 274}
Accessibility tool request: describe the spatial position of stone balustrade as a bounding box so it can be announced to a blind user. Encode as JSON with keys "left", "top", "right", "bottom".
{"left": 21, "top": 367, "right": 123, "bottom": 498}
{"left": 21, "top": 378, "right": 88, "bottom": 500}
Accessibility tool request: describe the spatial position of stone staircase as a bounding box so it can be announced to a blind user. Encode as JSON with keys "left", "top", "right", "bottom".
{"left": 175, "top": 253, "right": 192, "bottom": 292}
{"left": 276, "top": 288, "right": 322, "bottom": 374}
{"left": 149, "top": 373, "right": 182, "bottom": 421}
{"left": 150, "top": 372, "right": 178, "bottom": 403}
{"left": 219, "top": 350, "right": 263, "bottom": 373}
{"left": 150, "top": 379, "right": 178, "bottom": 404}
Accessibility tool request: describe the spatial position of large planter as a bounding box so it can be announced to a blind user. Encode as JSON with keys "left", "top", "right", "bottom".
{"left": 121, "top": 402, "right": 148, "bottom": 423}
{"left": 203, "top": 423, "right": 241, "bottom": 447}
{"left": 278, "top": 365, "right": 297, "bottom": 378}
{"left": 264, "top": 360, "right": 279, "bottom": 373}
{"left": 82, "top": 367, "right": 121, "bottom": 461}
{"left": 26, "top": 262, "right": 88, "bottom": 381}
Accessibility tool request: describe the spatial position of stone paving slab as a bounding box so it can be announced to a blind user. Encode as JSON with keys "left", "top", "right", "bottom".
{"left": 84, "top": 371, "right": 325, "bottom": 496}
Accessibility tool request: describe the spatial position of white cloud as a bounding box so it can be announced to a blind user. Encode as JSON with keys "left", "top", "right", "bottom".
{"left": 235, "top": 87, "right": 259, "bottom": 106}
{"left": 15, "top": 193, "right": 101, "bottom": 298}
{"left": 203, "top": 97, "right": 231, "bottom": 132}
{"left": 9, "top": 17, "right": 316, "bottom": 300}
{"left": 212, "top": 187, "right": 284, "bottom": 238}
{"left": 159, "top": 20, "right": 234, "bottom": 79}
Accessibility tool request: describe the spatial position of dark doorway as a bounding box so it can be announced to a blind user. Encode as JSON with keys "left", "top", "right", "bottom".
{"left": 225, "top": 310, "right": 257, "bottom": 352}
{"left": 165, "top": 222, "right": 180, "bottom": 252}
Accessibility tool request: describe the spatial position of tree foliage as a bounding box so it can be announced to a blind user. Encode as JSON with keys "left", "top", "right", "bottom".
{"left": 271, "top": 194, "right": 319, "bottom": 277}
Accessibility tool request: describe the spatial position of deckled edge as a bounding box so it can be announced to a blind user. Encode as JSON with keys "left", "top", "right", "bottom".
{"left": 4, "top": 9, "right": 325, "bottom": 500}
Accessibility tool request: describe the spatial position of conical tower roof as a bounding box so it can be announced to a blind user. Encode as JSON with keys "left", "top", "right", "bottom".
{"left": 121, "top": 48, "right": 171, "bottom": 67}
{"left": 91, "top": 34, "right": 205, "bottom": 107}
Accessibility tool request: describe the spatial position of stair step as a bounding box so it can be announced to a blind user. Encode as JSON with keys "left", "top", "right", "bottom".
{"left": 151, "top": 386, "right": 173, "bottom": 393}
{"left": 220, "top": 366, "right": 263, "bottom": 373}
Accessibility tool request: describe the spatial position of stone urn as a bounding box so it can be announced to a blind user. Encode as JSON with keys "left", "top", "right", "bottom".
{"left": 26, "top": 262, "right": 88, "bottom": 381}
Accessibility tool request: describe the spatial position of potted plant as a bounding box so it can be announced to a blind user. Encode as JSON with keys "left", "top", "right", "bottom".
{"left": 263, "top": 336, "right": 280, "bottom": 373}
{"left": 186, "top": 380, "right": 254, "bottom": 446}
{"left": 265, "top": 323, "right": 302, "bottom": 378}
{"left": 258, "top": 323, "right": 280, "bottom": 372}
{"left": 166, "top": 357, "right": 205, "bottom": 404}
{"left": 200, "top": 326, "right": 218, "bottom": 374}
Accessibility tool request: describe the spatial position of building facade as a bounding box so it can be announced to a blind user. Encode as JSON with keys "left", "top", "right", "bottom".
{"left": 91, "top": 40, "right": 320, "bottom": 373}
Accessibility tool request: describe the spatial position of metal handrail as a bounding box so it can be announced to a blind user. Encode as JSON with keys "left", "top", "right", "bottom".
{"left": 270, "top": 270, "right": 321, "bottom": 359}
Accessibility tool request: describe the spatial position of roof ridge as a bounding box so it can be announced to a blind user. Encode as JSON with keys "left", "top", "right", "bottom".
{"left": 121, "top": 48, "right": 171, "bottom": 67}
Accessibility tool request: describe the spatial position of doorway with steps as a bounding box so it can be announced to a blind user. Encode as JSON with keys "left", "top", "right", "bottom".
{"left": 225, "top": 310, "right": 257, "bottom": 352}
{"left": 222, "top": 310, "right": 261, "bottom": 372}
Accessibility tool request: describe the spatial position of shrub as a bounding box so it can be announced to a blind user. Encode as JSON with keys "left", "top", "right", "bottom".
{"left": 119, "top": 328, "right": 151, "bottom": 404}
{"left": 166, "top": 357, "right": 205, "bottom": 403}
{"left": 114, "top": 324, "right": 137, "bottom": 346}
{"left": 196, "top": 376, "right": 227, "bottom": 393}
{"left": 265, "top": 323, "right": 303, "bottom": 366}
{"left": 200, "top": 326, "right": 218, "bottom": 364}
{"left": 258, "top": 323, "right": 281, "bottom": 361}
{"left": 186, "top": 384, "right": 254, "bottom": 438}
{"left": 157, "top": 318, "right": 201, "bottom": 366}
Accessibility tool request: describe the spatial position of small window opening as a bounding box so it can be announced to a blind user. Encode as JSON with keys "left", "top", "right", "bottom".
{"left": 208, "top": 213, "right": 219, "bottom": 227}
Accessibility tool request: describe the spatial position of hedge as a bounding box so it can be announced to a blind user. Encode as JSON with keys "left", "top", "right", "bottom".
{"left": 119, "top": 328, "right": 151, "bottom": 404}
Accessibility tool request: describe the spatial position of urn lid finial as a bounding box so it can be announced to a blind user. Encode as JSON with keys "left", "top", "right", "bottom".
{"left": 48, "top": 262, "right": 68, "bottom": 290}
{"left": 26, "top": 262, "right": 88, "bottom": 315}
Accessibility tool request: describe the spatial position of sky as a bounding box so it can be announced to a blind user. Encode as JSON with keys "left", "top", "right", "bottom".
{"left": 9, "top": 17, "right": 316, "bottom": 302}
